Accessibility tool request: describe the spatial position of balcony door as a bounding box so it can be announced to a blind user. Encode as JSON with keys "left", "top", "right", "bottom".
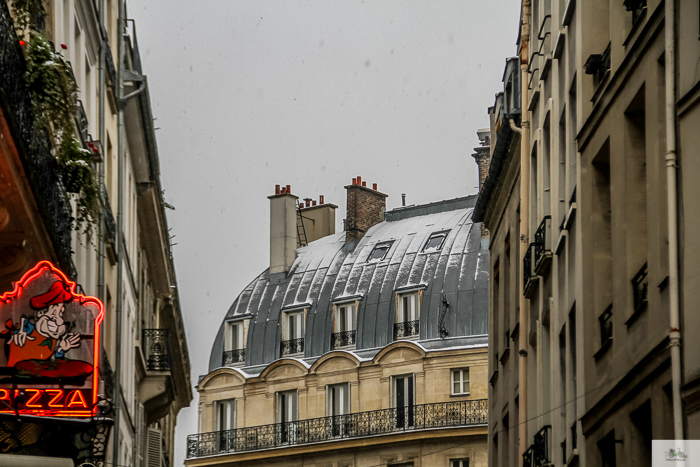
{"left": 277, "top": 390, "right": 298, "bottom": 443}
{"left": 216, "top": 399, "right": 236, "bottom": 451}
{"left": 282, "top": 311, "right": 305, "bottom": 356}
{"left": 328, "top": 383, "right": 350, "bottom": 437}
{"left": 394, "top": 375, "right": 414, "bottom": 429}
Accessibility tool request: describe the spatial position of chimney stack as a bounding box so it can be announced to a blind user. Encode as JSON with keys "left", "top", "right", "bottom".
{"left": 345, "top": 177, "right": 388, "bottom": 243}
{"left": 268, "top": 184, "right": 299, "bottom": 276}
{"left": 472, "top": 128, "right": 491, "bottom": 193}
{"left": 298, "top": 194, "right": 337, "bottom": 244}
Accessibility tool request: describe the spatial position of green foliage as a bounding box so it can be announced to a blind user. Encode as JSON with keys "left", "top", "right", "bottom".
{"left": 59, "top": 136, "right": 101, "bottom": 232}
{"left": 10, "top": 0, "right": 45, "bottom": 37}
{"left": 25, "top": 34, "right": 101, "bottom": 235}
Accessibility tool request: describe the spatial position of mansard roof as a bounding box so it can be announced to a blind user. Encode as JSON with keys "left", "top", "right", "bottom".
{"left": 208, "top": 194, "right": 489, "bottom": 372}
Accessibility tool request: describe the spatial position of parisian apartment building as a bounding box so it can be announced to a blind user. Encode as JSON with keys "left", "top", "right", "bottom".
{"left": 0, "top": 1, "right": 191, "bottom": 466}
{"left": 475, "top": 0, "right": 700, "bottom": 466}
{"left": 185, "top": 179, "right": 490, "bottom": 467}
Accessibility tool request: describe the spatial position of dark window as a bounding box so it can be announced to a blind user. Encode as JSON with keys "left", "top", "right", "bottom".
{"left": 451, "top": 460, "right": 469, "bottom": 467}
{"left": 598, "top": 431, "right": 617, "bottom": 467}
{"left": 368, "top": 242, "right": 392, "bottom": 261}
{"left": 423, "top": 232, "right": 448, "bottom": 252}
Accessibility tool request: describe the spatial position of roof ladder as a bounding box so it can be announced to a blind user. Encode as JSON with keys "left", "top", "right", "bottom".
{"left": 296, "top": 200, "right": 308, "bottom": 247}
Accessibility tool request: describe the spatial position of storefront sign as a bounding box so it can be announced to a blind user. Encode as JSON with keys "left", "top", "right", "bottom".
{"left": 0, "top": 261, "right": 103, "bottom": 417}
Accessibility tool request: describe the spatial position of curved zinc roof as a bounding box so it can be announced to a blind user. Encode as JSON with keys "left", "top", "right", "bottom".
{"left": 208, "top": 194, "right": 489, "bottom": 372}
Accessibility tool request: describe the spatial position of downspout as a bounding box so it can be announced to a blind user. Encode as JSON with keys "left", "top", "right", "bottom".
{"left": 97, "top": 0, "right": 105, "bottom": 304}
{"left": 664, "top": 0, "right": 683, "bottom": 441}
{"left": 519, "top": 1, "right": 531, "bottom": 464}
{"left": 112, "top": 0, "right": 125, "bottom": 464}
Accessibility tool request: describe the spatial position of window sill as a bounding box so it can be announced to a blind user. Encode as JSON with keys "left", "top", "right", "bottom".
{"left": 593, "top": 338, "right": 612, "bottom": 360}
{"left": 450, "top": 392, "right": 471, "bottom": 398}
{"left": 281, "top": 352, "right": 304, "bottom": 359}
{"left": 499, "top": 347, "right": 510, "bottom": 366}
{"left": 332, "top": 345, "right": 356, "bottom": 351}
{"left": 625, "top": 301, "right": 648, "bottom": 327}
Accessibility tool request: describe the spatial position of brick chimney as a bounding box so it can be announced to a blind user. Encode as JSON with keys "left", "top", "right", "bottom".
{"left": 298, "top": 195, "right": 338, "bottom": 245}
{"left": 345, "top": 176, "right": 388, "bottom": 243}
{"left": 471, "top": 128, "right": 491, "bottom": 192}
{"left": 268, "top": 184, "right": 298, "bottom": 275}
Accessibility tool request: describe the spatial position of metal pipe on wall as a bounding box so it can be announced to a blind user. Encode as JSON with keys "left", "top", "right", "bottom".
{"left": 111, "top": 0, "right": 125, "bottom": 464}
{"left": 664, "top": 0, "right": 683, "bottom": 441}
{"left": 519, "top": 1, "right": 531, "bottom": 464}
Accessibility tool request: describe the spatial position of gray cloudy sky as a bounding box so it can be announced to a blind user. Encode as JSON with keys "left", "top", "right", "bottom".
{"left": 127, "top": 0, "right": 520, "bottom": 463}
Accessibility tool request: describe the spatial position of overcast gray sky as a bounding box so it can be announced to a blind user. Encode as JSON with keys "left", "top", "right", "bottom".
{"left": 127, "top": 0, "right": 520, "bottom": 463}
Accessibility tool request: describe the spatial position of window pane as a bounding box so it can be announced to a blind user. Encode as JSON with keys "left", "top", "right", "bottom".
{"left": 231, "top": 324, "right": 239, "bottom": 350}
{"left": 369, "top": 246, "right": 388, "bottom": 261}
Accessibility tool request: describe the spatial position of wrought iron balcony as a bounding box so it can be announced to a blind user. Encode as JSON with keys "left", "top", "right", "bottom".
{"left": 143, "top": 329, "right": 172, "bottom": 371}
{"left": 0, "top": 1, "right": 76, "bottom": 279}
{"left": 280, "top": 338, "right": 304, "bottom": 356}
{"left": 523, "top": 243, "right": 537, "bottom": 297}
{"left": 223, "top": 349, "right": 245, "bottom": 366}
{"left": 394, "top": 320, "right": 419, "bottom": 340}
{"left": 599, "top": 304, "right": 613, "bottom": 346}
{"left": 533, "top": 216, "right": 552, "bottom": 274}
{"left": 631, "top": 262, "right": 648, "bottom": 314}
{"left": 533, "top": 425, "right": 552, "bottom": 466}
{"left": 102, "top": 184, "right": 116, "bottom": 248}
{"left": 523, "top": 445, "right": 535, "bottom": 467}
{"left": 332, "top": 330, "right": 356, "bottom": 349}
{"left": 186, "top": 399, "right": 487, "bottom": 458}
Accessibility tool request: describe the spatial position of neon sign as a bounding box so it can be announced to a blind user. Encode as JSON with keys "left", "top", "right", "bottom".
{"left": 0, "top": 261, "right": 104, "bottom": 417}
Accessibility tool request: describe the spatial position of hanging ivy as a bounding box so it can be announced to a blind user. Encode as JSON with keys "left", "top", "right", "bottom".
{"left": 10, "top": 0, "right": 45, "bottom": 38}
{"left": 24, "top": 33, "right": 102, "bottom": 235}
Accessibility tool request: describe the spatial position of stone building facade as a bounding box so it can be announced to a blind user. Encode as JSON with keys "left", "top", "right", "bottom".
{"left": 0, "top": 1, "right": 191, "bottom": 465}
{"left": 186, "top": 180, "right": 490, "bottom": 467}
{"left": 476, "top": 0, "right": 700, "bottom": 466}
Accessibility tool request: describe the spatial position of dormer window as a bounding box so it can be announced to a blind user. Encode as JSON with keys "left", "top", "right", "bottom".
{"left": 368, "top": 241, "right": 393, "bottom": 262}
{"left": 223, "top": 319, "right": 248, "bottom": 366}
{"left": 281, "top": 310, "right": 305, "bottom": 357}
{"left": 394, "top": 292, "right": 420, "bottom": 340}
{"left": 333, "top": 302, "right": 357, "bottom": 349}
{"left": 423, "top": 231, "right": 449, "bottom": 252}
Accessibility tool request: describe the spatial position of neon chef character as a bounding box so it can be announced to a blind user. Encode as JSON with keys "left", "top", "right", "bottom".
{"left": 7, "top": 281, "right": 81, "bottom": 367}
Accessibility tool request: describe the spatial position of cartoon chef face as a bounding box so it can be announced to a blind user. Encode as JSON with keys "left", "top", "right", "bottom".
{"left": 36, "top": 303, "right": 67, "bottom": 339}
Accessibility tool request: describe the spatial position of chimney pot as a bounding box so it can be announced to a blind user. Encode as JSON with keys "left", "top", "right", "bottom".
{"left": 352, "top": 178, "right": 357, "bottom": 185}
{"left": 402, "top": 194, "right": 406, "bottom": 206}
{"left": 319, "top": 195, "right": 325, "bottom": 204}
{"left": 286, "top": 185, "right": 291, "bottom": 194}
{"left": 357, "top": 176, "right": 362, "bottom": 186}
{"left": 373, "top": 183, "right": 377, "bottom": 190}
{"left": 312, "top": 200, "right": 317, "bottom": 206}
{"left": 275, "top": 185, "right": 281, "bottom": 195}
{"left": 362, "top": 181, "right": 366, "bottom": 187}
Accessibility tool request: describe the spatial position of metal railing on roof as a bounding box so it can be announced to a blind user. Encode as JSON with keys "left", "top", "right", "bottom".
{"left": 186, "top": 399, "right": 487, "bottom": 458}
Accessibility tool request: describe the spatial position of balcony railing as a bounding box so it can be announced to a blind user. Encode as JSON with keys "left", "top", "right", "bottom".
{"left": 0, "top": 1, "right": 76, "bottom": 279}
{"left": 523, "top": 243, "right": 537, "bottom": 296}
{"left": 394, "top": 320, "right": 419, "bottom": 340}
{"left": 533, "top": 216, "right": 552, "bottom": 273}
{"left": 332, "top": 330, "right": 356, "bottom": 349}
{"left": 102, "top": 184, "right": 116, "bottom": 247}
{"left": 631, "top": 262, "right": 648, "bottom": 314}
{"left": 280, "top": 338, "right": 304, "bottom": 356}
{"left": 533, "top": 425, "right": 552, "bottom": 466}
{"left": 223, "top": 349, "right": 245, "bottom": 365}
{"left": 143, "top": 329, "right": 172, "bottom": 371}
{"left": 523, "top": 445, "right": 535, "bottom": 467}
{"left": 599, "top": 304, "right": 613, "bottom": 346}
{"left": 186, "top": 399, "right": 487, "bottom": 458}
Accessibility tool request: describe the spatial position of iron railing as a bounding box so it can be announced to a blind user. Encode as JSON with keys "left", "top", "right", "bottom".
{"left": 599, "top": 305, "right": 613, "bottom": 346}
{"left": 571, "top": 421, "right": 577, "bottom": 450}
{"left": 0, "top": 1, "right": 76, "bottom": 279}
{"left": 102, "top": 184, "right": 116, "bottom": 247}
{"left": 533, "top": 425, "right": 552, "bottom": 466}
{"left": 523, "top": 445, "right": 535, "bottom": 467}
{"left": 394, "top": 320, "right": 419, "bottom": 340}
{"left": 533, "top": 216, "right": 552, "bottom": 269}
{"left": 523, "top": 243, "right": 536, "bottom": 291}
{"left": 143, "top": 329, "right": 172, "bottom": 371}
{"left": 280, "top": 338, "right": 304, "bottom": 356}
{"left": 632, "top": 262, "right": 648, "bottom": 314}
{"left": 186, "top": 399, "right": 487, "bottom": 458}
{"left": 223, "top": 349, "right": 245, "bottom": 365}
{"left": 332, "top": 330, "right": 356, "bottom": 349}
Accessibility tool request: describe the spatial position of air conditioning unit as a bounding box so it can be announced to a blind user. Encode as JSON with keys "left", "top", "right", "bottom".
{"left": 503, "top": 57, "right": 521, "bottom": 118}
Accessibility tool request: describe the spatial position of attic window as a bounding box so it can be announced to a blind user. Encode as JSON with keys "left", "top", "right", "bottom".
{"left": 368, "top": 242, "right": 393, "bottom": 262}
{"left": 423, "top": 232, "right": 449, "bottom": 252}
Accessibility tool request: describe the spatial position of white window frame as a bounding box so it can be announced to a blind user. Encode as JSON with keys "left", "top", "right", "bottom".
{"left": 450, "top": 459, "right": 470, "bottom": 467}
{"left": 423, "top": 231, "right": 449, "bottom": 252}
{"left": 451, "top": 368, "right": 470, "bottom": 395}
{"left": 397, "top": 292, "right": 420, "bottom": 324}
{"left": 326, "top": 383, "right": 350, "bottom": 417}
{"left": 283, "top": 310, "right": 306, "bottom": 341}
{"left": 225, "top": 321, "right": 246, "bottom": 351}
{"left": 367, "top": 241, "right": 393, "bottom": 262}
{"left": 215, "top": 399, "right": 236, "bottom": 432}
{"left": 277, "top": 390, "right": 299, "bottom": 423}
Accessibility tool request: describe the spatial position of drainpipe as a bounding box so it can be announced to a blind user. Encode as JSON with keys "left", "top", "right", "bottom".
{"left": 97, "top": 0, "right": 106, "bottom": 409}
{"left": 664, "top": 0, "right": 683, "bottom": 441}
{"left": 112, "top": 0, "right": 125, "bottom": 464}
{"left": 519, "top": 1, "right": 531, "bottom": 464}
